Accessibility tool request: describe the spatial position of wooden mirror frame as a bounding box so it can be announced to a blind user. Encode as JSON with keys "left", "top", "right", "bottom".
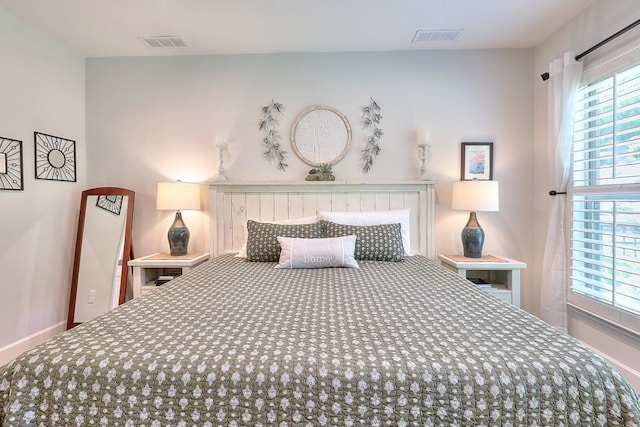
{"left": 67, "top": 187, "right": 135, "bottom": 329}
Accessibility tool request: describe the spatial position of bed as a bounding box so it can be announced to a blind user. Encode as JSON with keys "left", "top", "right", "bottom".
{"left": 1, "top": 182, "right": 639, "bottom": 426}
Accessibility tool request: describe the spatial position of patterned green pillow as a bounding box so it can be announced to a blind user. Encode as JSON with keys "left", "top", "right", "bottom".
{"left": 321, "top": 220, "right": 405, "bottom": 261}
{"left": 246, "top": 220, "right": 323, "bottom": 262}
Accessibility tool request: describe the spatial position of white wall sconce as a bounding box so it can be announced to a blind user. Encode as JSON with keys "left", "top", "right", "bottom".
{"left": 417, "top": 130, "right": 431, "bottom": 180}
{"left": 216, "top": 135, "right": 228, "bottom": 182}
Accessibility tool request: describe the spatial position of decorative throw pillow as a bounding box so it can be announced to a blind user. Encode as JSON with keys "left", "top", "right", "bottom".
{"left": 321, "top": 221, "right": 405, "bottom": 261}
{"left": 236, "top": 216, "right": 318, "bottom": 258}
{"left": 246, "top": 220, "right": 323, "bottom": 262}
{"left": 275, "top": 235, "right": 358, "bottom": 269}
{"left": 318, "top": 209, "right": 411, "bottom": 255}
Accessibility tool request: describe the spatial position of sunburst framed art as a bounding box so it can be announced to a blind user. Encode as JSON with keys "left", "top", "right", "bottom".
{"left": 34, "top": 131, "right": 76, "bottom": 182}
{"left": 0, "top": 136, "right": 24, "bottom": 190}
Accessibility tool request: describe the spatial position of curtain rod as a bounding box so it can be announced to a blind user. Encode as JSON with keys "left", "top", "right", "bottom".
{"left": 540, "top": 18, "right": 640, "bottom": 81}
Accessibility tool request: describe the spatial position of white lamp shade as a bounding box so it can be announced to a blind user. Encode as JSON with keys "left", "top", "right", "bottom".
{"left": 156, "top": 182, "right": 201, "bottom": 211}
{"left": 451, "top": 180, "right": 499, "bottom": 212}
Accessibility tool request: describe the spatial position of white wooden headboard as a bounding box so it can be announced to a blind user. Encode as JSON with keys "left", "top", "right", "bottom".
{"left": 208, "top": 181, "right": 437, "bottom": 258}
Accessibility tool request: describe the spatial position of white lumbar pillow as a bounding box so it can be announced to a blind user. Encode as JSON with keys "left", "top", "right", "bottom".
{"left": 235, "top": 215, "right": 318, "bottom": 258}
{"left": 318, "top": 209, "right": 411, "bottom": 255}
{"left": 275, "top": 235, "right": 358, "bottom": 269}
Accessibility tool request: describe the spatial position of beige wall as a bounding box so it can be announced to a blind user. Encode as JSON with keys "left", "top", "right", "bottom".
{"left": 0, "top": 7, "right": 85, "bottom": 364}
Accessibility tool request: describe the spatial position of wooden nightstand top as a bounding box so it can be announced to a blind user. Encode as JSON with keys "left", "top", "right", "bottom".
{"left": 128, "top": 252, "right": 210, "bottom": 268}
{"left": 438, "top": 254, "right": 526, "bottom": 269}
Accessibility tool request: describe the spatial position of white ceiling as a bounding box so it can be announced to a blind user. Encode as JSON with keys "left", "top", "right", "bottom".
{"left": 0, "top": 0, "right": 596, "bottom": 57}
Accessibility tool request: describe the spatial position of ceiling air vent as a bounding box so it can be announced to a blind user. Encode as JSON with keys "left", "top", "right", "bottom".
{"left": 139, "top": 35, "right": 189, "bottom": 48}
{"left": 412, "top": 29, "right": 462, "bottom": 43}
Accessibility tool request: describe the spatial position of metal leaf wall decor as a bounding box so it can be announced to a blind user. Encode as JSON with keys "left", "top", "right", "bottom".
{"left": 361, "top": 97, "right": 383, "bottom": 173}
{"left": 259, "top": 100, "right": 288, "bottom": 171}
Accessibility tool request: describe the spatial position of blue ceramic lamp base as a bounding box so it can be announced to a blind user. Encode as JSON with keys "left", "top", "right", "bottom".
{"left": 168, "top": 211, "right": 190, "bottom": 256}
{"left": 461, "top": 211, "right": 484, "bottom": 258}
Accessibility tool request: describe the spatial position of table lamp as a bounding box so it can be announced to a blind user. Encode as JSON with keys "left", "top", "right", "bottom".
{"left": 451, "top": 180, "right": 499, "bottom": 258}
{"left": 156, "top": 181, "right": 201, "bottom": 256}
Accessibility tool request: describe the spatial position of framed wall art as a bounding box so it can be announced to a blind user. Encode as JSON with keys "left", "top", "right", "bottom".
{"left": 461, "top": 142, "right": 493, "bottom": 180}
{"left": 34, "top": 131, "right": 76, "bottom": 182}
{"left": 0, "top": 136, "right": 24, "bottom": 190}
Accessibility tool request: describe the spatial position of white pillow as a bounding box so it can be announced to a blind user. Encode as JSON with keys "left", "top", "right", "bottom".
{"left": 318, "top": 209, "right": 411, "bottom": 255}
{"left": 275, "top": 235, "right": 358, "bottom": 269}
{"left": 235, "top": 215, "right": 318, "bottom": 258}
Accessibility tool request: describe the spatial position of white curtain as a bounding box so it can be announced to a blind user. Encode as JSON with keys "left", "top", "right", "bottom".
{"left": 540, "top": 52, "right": 583, "bottom": 331}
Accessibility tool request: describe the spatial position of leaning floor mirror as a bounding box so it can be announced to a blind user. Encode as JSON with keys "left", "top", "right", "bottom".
{"left": 67, "top": 187, "right": 135, "bottom": 329}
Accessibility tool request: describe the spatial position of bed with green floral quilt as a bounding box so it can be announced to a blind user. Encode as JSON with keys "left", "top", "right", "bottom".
{"left": 2, "top": 253, "right": 639, "bottom": 426}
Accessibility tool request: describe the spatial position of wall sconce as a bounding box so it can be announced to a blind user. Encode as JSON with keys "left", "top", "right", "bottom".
{"left": 417, "top": 130, "right": 431, "bottom": 180}
{"left": 156, "top": 181, "right": 201, "bottom": 256}
{"left": 451, "top": 180, "right": 499, "bottom": 258}
{"left": 216, "top": 135, "right": 229, "bottom": 181}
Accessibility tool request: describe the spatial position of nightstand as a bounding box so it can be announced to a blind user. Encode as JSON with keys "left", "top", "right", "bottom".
{"left": 438, "top": 254, "right": 527, "bottom": 307}
{"left": 128, "top": 252, "right": 210, "bottom": 298}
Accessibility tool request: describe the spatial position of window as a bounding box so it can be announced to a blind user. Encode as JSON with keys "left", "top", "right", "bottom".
{"left": 571, "top": 61, "right": 640, "bottom": 329}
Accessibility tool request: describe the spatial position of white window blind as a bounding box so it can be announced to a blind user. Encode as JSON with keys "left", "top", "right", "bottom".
{"left": 571, "top": 61, "right": 640, "bottom": 327}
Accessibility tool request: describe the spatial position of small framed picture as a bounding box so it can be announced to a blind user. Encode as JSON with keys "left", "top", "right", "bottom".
{"left": 461, "top": 142, "right": 493, "bottom": 180}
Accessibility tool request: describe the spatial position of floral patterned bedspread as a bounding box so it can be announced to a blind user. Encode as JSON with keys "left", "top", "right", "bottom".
{"left": 2, "top": 254, "right": 639, "bottom": 426}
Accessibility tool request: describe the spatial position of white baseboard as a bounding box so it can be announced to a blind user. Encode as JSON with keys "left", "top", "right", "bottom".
{"left": 0, "top": 322, "right": 66, "bottom": 367}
